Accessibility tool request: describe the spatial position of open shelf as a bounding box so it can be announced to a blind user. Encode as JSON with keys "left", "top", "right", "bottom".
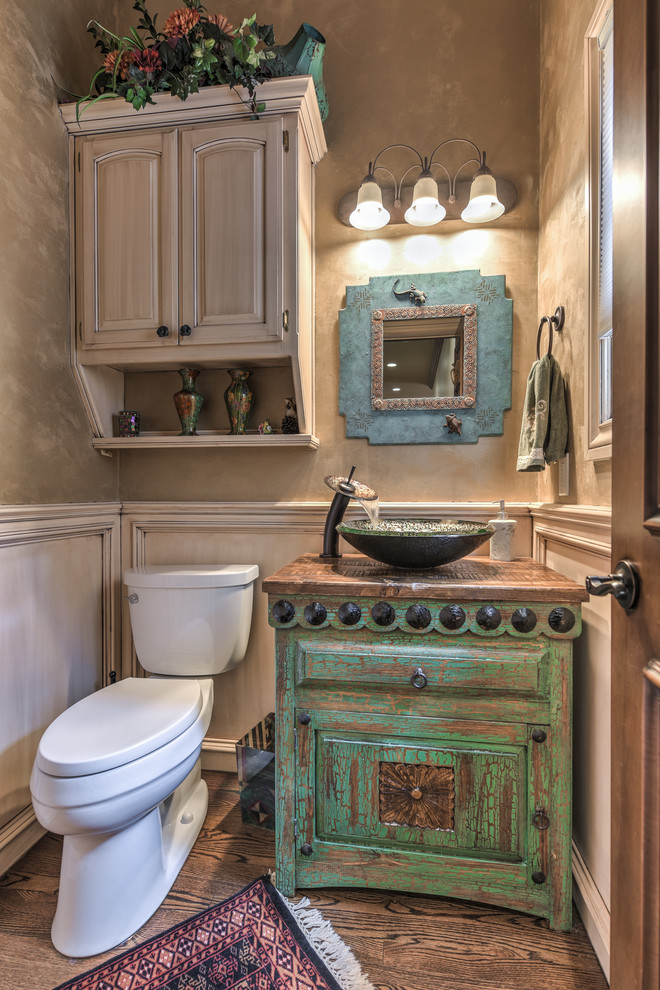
{"left": 91, "top": 432, "right": 320, "bottom": 452}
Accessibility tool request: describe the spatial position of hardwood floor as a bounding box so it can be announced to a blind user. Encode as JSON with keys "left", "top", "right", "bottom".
{"left": 0, "top": 771, "right": 608, "bottom": 990}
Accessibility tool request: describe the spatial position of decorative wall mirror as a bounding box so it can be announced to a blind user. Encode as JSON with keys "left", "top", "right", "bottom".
{"left": 339, "top": 269, "right": 512, "bottom": 444}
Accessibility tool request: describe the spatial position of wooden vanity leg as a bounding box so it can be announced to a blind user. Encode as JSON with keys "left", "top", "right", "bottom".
{"left": 548, "top": 644, "right": 573, "bottom": 931}
{"left": 275, "top": 633, "right": 297, "bottom": 897}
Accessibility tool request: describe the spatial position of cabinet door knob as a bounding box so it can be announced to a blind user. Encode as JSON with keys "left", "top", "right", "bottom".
{"left": 179, "top": 324, "right": 192, "bottom": 337}
{"left": 300, "top": 843, "right": 314, "bottom": 856}
{"left": 410, "top": 667, "right": 428, "bottom": 689}
{"left": 156, "top": 325, "right": 169, "bottom": 337}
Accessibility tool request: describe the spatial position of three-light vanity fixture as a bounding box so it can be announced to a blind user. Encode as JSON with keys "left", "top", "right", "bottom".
{"left": 338, "top": 139, "right": 517, "bottom": 231}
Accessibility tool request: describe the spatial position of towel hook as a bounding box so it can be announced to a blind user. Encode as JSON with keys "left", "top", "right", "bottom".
{"left": 536, "top": 306, "right": 565, "bottom": 359}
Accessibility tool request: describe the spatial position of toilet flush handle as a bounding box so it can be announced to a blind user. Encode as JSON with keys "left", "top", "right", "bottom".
{"left": 127, "top": 593, "right": 139, "bottom": 604}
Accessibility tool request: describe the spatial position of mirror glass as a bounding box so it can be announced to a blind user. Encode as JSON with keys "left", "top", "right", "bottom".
{"left": 382, "top": 316, "right": 463, "bottom": 399}
{"left": 371, "top": 304, "right": 476, "bottom": 410}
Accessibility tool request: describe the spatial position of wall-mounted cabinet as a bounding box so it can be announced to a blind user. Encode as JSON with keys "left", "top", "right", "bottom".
{"left": 61, "top": 78, "right": 326, "bottom": 451}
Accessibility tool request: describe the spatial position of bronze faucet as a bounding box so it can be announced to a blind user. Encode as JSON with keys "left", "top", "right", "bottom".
{"left": 320, "top": 466, "right": 378, "bottom": 558}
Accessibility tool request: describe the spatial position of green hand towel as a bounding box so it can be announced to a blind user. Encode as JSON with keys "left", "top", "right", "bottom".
{"left": 516, "top": 354, "right": 568, "bottom": 472}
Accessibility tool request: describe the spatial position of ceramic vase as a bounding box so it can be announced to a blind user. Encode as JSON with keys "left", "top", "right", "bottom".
{"left": 266, "top": 24, "right": 328, "bottom": 120}
{"left": 173, "top": 368, "right": 203, "bottom": 435}
{"left": 224, "top": 369, "right": 254, "bottom": 435}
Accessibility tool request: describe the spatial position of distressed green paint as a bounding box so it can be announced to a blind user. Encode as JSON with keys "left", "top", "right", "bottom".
{"left": 297, "top": 640, "right": 546, "bottom": 695}
{"left": 271, "top": 589, "right": 578, "bottom": 930}
{"left": 312, "top": 729, "right": 524, "bottom": 861}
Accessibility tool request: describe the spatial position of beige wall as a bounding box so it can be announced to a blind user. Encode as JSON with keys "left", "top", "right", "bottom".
{"left": 0, "top": 0, "right": 118, "bottom": 506}
{"left": 538, "top": 1, "right": 612, "bottom": 974}
{"left": 538, "top": 0, "right": 612, "bottom": 506}
{"left": 116, "top": 0, "right": 541, "bottom": 507}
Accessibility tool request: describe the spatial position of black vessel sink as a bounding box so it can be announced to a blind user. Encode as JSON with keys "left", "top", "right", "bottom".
{"left": 336, "top": 518, "right": 494, "bottom": 569}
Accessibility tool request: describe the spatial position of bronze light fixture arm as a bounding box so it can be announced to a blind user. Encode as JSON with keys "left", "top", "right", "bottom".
{"left": 341, "top": 139, "right": 515, "bottom": 229}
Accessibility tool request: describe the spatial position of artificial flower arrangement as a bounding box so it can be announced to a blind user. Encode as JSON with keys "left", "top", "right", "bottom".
{"left": 78, "top": 0, "right": 275, "bottom": 117}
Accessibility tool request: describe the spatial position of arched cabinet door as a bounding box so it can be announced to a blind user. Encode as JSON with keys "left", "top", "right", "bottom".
{"left": 178, "top": 117, "right": 284, "bottom": 346}
{"left": 77, "top": 130, "right": 178, "bottom": 349}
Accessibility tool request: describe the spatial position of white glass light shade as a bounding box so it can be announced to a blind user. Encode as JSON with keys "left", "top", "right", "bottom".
{"left": 461, "top": 170, "right": 505, "bottom": 223}
{"left": 404, "top": 174, "right": 446, "bottom": 226}
{"left": 349, "top": 179, "right": 390, "bottom": 230}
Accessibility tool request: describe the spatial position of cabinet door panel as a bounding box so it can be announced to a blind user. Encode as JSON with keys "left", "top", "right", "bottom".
{"left": 77, "top": 131, "right": 177, "bottom": 348}
{"left": 304, "top": 723, "right": 527, "bottom": 862}
{"left": 179, "top": 119, "right": 283, "bottom": 344}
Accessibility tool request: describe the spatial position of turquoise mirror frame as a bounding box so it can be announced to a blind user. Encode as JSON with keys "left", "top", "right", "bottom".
{"left": 339, "top": 269, "right": 513, "bottom": 444}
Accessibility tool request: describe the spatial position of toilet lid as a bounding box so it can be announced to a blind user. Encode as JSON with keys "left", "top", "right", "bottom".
{"left": 36, "top": 678, "right": 203, "bottom": 777}
{"left": 124, "top": 564, "right": 259, "bottom": 589}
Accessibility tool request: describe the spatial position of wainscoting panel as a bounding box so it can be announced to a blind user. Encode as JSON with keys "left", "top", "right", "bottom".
{"left": 532, "top": 503, "right": 611, "bottom": 981}
{"left": 121, "top": 501, "right": 532, "bottom": 771}
{"left": 0, "top": 504, "right": 120, "bottom": 874}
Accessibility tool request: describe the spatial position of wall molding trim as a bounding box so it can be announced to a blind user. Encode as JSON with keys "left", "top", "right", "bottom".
{"left": 0, "top": 807, "right": 46, "bottom": 877}
{"left": 0, "top": 501, "right": 122, "bottom": 684}
{"left": 202, "top": 737, "right": 238, "bottom": 773}
{"left": 0, "top": 501, "right": 121, "bottom": 543}
{"left": 121, "top": 499, "right": 533, "bottom": 531}
{"left": 530, "top": 502, "right": 612, "bottom": 561}
{"left": 0, "top": 502, "right": 121, "bottom": 874}
{"left": 573, "top": 839, "right": 611, "bottom": 982}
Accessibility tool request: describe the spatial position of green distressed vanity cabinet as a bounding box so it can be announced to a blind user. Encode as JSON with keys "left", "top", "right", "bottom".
{"left": 263, "top": 554, "right": 589, "bottom": 930}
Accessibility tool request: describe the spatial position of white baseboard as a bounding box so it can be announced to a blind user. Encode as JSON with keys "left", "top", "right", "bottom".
{"left": 0, "top": 807, "right": 46, "bottom": 876}
{"left": 202, "top": 737, "right": 239, "bottom": 774}
{"left": 573, "top": 839, "right": 610, "bottom": 982}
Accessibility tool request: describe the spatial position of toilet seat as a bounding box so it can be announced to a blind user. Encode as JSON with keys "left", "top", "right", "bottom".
{"left": 36, "top": 678, "right": 203, "bottom": 777}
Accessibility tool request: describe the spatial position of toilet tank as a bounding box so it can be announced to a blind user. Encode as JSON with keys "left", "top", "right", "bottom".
{"left": 124, "top": 565, "right": 259, "bottom": 675}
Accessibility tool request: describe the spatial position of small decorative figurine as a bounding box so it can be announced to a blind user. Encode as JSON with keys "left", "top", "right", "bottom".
{"left": 117, "top": 410, "right": 140, "bottom": 437}
{"left": 444, "top": 413, "right": 463, "bottom": 435}
{"left": 392, "top": 279, "right": 427, "bottom": 306}
{"left": 258, "top": 419, "right": 273, "bottom": 435}
{"left": 281, "top": 397, "right": 299, "bottom": 434}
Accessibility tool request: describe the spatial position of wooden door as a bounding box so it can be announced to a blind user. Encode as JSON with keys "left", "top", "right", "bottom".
{"left": 178, "top": 117, "right": 284, "bottom": 346}
{"left": 611, "top": 0, "right": 660, "bottom": 986}
{"left": 76, "top": 130, "right": 178, "bottom": 349}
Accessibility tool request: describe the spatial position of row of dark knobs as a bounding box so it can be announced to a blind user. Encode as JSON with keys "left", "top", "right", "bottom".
{"left": 272, "top": 599, "right": 576, "bottom": 633}
{"left": 156, "top": 324, "right": 192, "bottom": 337}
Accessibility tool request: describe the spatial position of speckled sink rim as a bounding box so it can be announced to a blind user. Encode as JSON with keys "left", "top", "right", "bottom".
{"left": 337, "top": 518, "right": 495, "bottom": 538}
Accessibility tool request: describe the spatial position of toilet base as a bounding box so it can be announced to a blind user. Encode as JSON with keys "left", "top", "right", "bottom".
{"left": 51, "top": 756, "right": 208, "bottom": 958}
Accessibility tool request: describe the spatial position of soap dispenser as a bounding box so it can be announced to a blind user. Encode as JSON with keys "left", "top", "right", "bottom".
{"left": 488, "top": 500, "right": 517, "bottom": 561}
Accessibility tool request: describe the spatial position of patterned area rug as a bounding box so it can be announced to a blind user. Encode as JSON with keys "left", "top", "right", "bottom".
{"left": 53, "top": 876, "right": 374, "bottom": 990}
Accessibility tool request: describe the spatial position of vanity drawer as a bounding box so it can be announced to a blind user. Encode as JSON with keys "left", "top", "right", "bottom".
{"left": 295, "top": 638, "right": 548, "bottom": 697}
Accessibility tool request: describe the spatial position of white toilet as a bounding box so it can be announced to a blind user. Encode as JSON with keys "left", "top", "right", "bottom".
{"left": 30, "top": 563, "right": 258, "bottom": 958}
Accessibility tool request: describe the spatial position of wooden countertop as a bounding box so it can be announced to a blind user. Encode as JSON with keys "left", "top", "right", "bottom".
{"left": 262, "top": 554, "right": 590, "bottom": 604}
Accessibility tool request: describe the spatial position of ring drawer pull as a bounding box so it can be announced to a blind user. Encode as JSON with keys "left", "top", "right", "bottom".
{"left": 532, "top": 805, "right": 550, "bottom": 830}
{"left": 410, "top": 667, "right": 428, "bottom": 689}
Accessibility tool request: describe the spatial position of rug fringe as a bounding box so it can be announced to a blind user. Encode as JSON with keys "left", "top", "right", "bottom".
{"left": 284, "top": 896, "right": 375, "bottom": 990}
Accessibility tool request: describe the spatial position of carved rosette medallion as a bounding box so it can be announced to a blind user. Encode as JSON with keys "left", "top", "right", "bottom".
{"left": 379, "top": 762, "right": 455, "bottom": 830}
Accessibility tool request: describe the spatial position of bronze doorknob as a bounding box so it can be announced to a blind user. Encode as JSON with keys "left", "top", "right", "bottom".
{"left": 586, "top": 559, "right": 640, "bottom": 611}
